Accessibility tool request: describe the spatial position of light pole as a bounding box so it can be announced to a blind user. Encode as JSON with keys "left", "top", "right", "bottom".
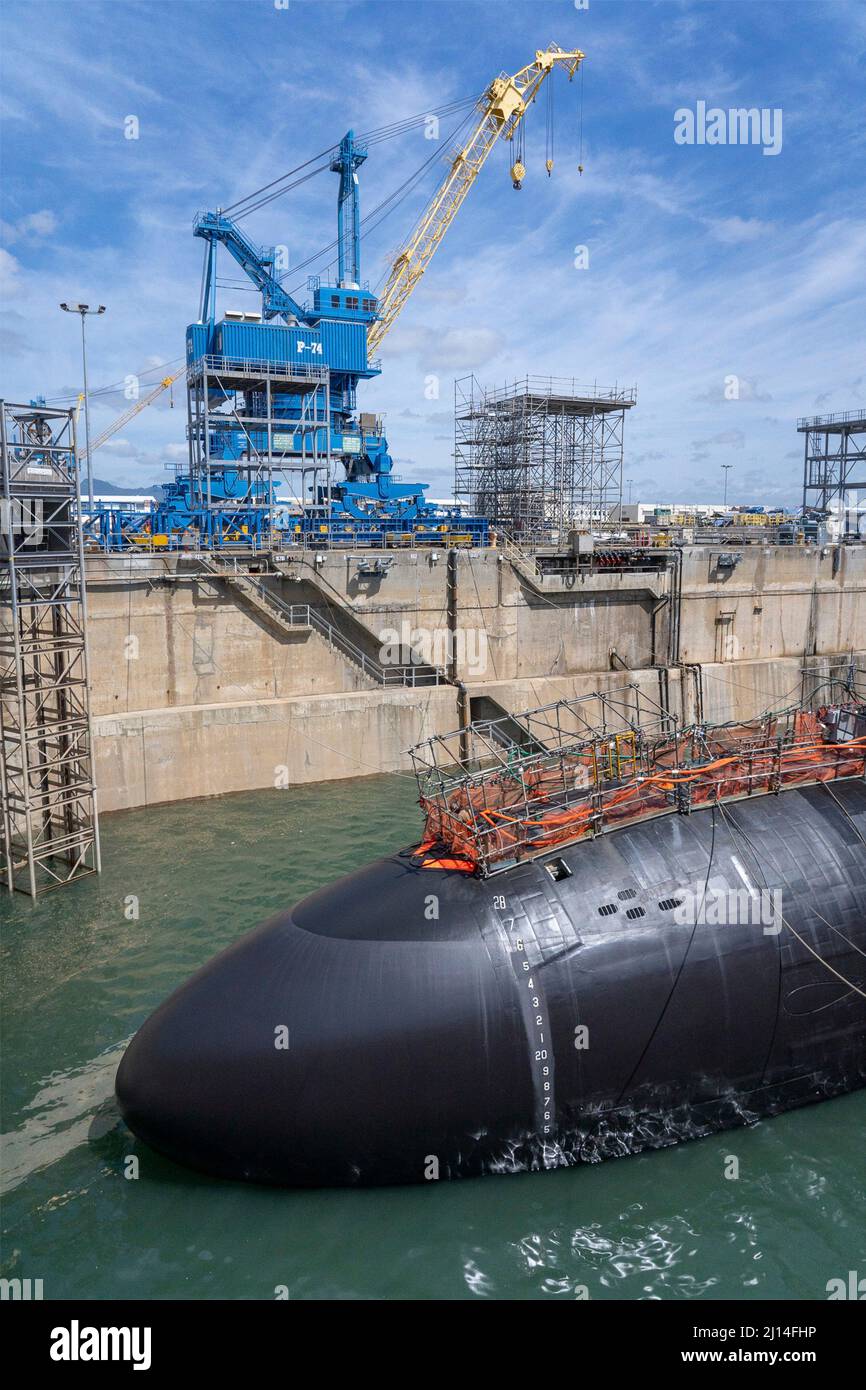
{"left": 721, "top": 463, "right": 732, "bottom": 507}
{"left": 60, "top": 302, "right": 105, "bottom": 509}
{"left": 626, "top": 478, "right": 634, "bottom": 505}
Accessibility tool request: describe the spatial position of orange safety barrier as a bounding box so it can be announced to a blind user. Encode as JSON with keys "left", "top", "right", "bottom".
{"left": 415, "top": 719, "right": 866, "bottom": 875}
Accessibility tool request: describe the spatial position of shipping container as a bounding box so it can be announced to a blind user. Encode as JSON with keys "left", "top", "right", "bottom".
{"left": 188, "top": 315, "right": 374, "bottom": 376}
{"left": 319, "top": 319, "right": 372, "bottom": 375}
{"left": 185, "top": 323, "right": 211, "bottom": 365}
{"left": 215, "top": 320, "right": 323, "bottom": 365}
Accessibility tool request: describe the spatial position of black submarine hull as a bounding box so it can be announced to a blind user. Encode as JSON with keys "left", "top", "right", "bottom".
{"left": 115, "top": 779, "right": 866, "bottom": 1186}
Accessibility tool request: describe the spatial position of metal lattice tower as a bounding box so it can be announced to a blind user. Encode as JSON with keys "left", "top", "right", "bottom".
{"left": 0, "top": 401, "right": 100, "bottom": 895}
{"left": 799, "top": 410, "right": 866, "bottom": 532}
{"left": 454, "top": 376, "right": 637, "bottom": 545}
{"left": 186, "top": 354, "right": 332, "bottom": 532}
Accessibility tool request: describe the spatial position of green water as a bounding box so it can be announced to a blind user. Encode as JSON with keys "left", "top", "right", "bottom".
{"left": 1, "top": 776, "right": 863, "bottom": 1301}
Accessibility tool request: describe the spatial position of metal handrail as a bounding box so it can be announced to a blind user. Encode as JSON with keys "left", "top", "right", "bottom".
{"left": 797, "top": 410, "right": 866, "bottom": 429}
{"left": 201, "top": 558, "right": 444, "bottom": 687}
{"left": 411, "top": 694, "right": 866, "bottom": 876}
{"left": 461, "top": 376, "right": 638, "bottom": 407}
{"left": 188, "top": 355, "right": 329, "bottom": 383}
{"left": 272, "top": 553, "right": 454, "bottom": 683}
{"left": 495, "top": 530, "right": 547, "bottom": 591}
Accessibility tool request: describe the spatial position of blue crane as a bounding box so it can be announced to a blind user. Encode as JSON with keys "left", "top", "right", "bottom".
{"left": 186, "top": 127, "right": 440, "bottom": 541}
{"left": 90, "top": 47, "right": 582, "bottom": 549}
{"left": 196, "top": 211, "right": 309, "bottom": 327}
{"left": 330, "top": 129, "right": 366, "bottom": 289}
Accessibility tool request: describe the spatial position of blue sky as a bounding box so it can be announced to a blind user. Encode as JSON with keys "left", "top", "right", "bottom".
{"left": 1, "top": 0, "right": 864, "bottom": 503}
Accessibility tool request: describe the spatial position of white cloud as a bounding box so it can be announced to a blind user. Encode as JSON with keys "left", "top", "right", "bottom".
{"left": 0, "top": 209, "right": 59, "bottom": 243}
{"left": 382, "top": 324, "right": 505, "bottom": 371}
{"left": 0, "top": 247, "right": 22, "bottom": 293}
{"left": 704, "top": 216, "right": 772, "bottom": 245}
{"left": 695, "top": 377, "right": 773, "bottom": 403}
{"left": 97, "top": 437, "right": 137, "bottom": 457}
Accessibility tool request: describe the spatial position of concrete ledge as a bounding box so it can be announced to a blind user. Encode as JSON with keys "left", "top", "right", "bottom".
{"left": 93, "top": 686, "right": 459, "bottom": 811}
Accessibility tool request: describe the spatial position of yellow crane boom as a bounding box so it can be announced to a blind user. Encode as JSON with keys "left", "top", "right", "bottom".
{"left": 367, "top": 44, "right": 585, "bottom": 356}
{"left": 90, "top": 371, "right": 183, "bottom": 453}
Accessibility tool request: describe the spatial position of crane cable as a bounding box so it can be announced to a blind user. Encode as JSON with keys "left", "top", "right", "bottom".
{"left": 368, "top": 107, "right": 483, "bottom": 290}
{"left": 281, "top": 104, "right": 481, "bottom": 297}
{"left": 513, "top": 112, "right": 526, "bottom": 187}
{"left": 44, "top": 357, "right": 186, "bottom": 406}
{"left": 229, "top": 163, "right": 336, "bottom": 223}
{"left": 578, "top": 60, "right": 585, "bottom": 173}
{"left": 223, "top": 145, "right": 338, "bottom": 217}
{"left": 360, "top": 94, "right": 481, "bottom": 146}
{"left": 223, "top": 94, "right": 481, "bottom": 223}
{"left": 545, "top": 74, "right": 554, "bottom": 174}
{"left": 232, "top": 105, "right": 479, "bottom": 293}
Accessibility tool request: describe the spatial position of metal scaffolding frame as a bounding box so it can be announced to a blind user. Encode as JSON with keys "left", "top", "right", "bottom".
{"left": 0, "top": 401, "right": 100, "bottom": 895}
{"left": 410, "top": 686, "right": 866, "bottom": 876}
{"left": 186, "top": 355, "right": 332, "bottom": 533}
{"left": 454, "top": 375, "right": 637, "bottom": 544}
{"left": 799, "top": 409, "right": 866, "bottom": 531}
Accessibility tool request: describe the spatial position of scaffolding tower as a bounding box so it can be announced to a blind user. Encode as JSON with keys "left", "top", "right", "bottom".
{"left": 799, "top": 409, "right": 866, "bottom": 532}
{"left": 186, "top": 354, "right": 332, "bottom": 534}
{"left": 0, "top": 401, "right": 100, "bottom": 895}
{"left": 454, "top": 375, "right": 637, "bottom": 544}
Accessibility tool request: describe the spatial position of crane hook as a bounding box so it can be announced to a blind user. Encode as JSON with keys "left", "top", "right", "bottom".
{"left": 511, "top": 160, "right": 526, "bottom": 189}
{"left": 545, "top": 158, "right": 554, "bottom": 177}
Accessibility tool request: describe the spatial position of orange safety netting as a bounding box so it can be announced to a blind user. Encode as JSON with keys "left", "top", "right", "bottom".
{"left": 414, "top": 710, "right": 866, "bottom": 874}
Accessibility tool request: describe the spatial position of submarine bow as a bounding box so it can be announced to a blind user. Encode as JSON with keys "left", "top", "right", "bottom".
{"left": 116, "top": 780, "right": 866, "bottom": 1186}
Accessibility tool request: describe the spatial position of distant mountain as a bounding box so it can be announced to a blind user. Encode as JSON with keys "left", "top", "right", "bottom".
{"left": 92, "top": 477, "right": 163, "bottom": 499}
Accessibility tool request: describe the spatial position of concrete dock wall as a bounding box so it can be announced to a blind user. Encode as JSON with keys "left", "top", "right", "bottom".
{"left": 93, "top": 686, "right": 456, "bottom": 810}
{"left": 85, "top": 547, "right": 866, "bottom": 811}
